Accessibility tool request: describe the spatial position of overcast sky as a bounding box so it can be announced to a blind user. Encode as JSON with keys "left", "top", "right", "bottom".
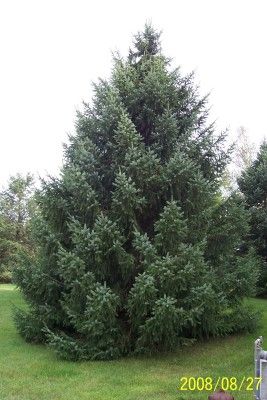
{"left": 0, "top": 0, "right": 266, "bottom": 185}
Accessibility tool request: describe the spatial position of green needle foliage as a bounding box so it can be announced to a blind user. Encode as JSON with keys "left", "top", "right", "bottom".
{"left": 238, "top": 141, "right": 267, "bottom": 294}
{"left": 14, "top": 25, "right": 259, "bottom": 360}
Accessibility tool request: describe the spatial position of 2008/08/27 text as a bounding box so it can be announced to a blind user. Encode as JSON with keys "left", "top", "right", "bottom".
{"left": 177, "top": 376, "right": 261, "bottom": 391}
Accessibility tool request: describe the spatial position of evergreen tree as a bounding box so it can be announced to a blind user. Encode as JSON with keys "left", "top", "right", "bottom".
{"left": 238, "top": 141, "right": 267, "bottom": 294}
{"left": 14, "top": 25, "right": 258, "bottom": 360}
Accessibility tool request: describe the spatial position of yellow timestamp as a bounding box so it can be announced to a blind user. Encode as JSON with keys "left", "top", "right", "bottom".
{"left": 177, "top": 376, "right": 262, "bottom": 391}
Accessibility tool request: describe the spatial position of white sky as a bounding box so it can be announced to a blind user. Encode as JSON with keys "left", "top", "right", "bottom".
{"left": 0, "top": 0, "right": 266, "bottom": 185}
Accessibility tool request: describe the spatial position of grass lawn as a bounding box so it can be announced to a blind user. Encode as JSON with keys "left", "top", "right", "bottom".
{"left": 0, "top": 284, "right": 266, "bottom": 400}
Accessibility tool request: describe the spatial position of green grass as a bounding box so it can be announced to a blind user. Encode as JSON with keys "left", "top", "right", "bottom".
{"left": 0, "top": 284, "right": 266, "bottom": 400}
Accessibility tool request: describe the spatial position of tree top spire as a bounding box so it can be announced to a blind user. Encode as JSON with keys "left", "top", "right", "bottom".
{"left": 129, "top": 23, "right": 162, "bottom": 63}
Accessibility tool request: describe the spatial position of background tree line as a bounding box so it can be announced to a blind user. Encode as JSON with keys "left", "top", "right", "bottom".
{"left": 0, "top": 174, "right": 36, "bottom": 282}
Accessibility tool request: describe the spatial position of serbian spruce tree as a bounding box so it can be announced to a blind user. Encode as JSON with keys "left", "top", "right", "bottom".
{"left": 14, "top": 26, "right": 258, "bottom": 360}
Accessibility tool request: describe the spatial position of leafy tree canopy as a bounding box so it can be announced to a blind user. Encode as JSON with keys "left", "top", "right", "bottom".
{"left": 0, "top": 173, "right": 35, "bottom": 282}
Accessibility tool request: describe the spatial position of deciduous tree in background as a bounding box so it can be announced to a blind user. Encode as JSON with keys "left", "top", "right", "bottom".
{"left": 0, "top": 173, "right": 35, "bottom": 282}
{"left": 14, "top": 25, "right": 259, "bottom": 360}
{"left": 221, "top": 126, "right": 255, "bottom": 195}
{"left": 234, "top": 126, "right": 255, "bottom": 172}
